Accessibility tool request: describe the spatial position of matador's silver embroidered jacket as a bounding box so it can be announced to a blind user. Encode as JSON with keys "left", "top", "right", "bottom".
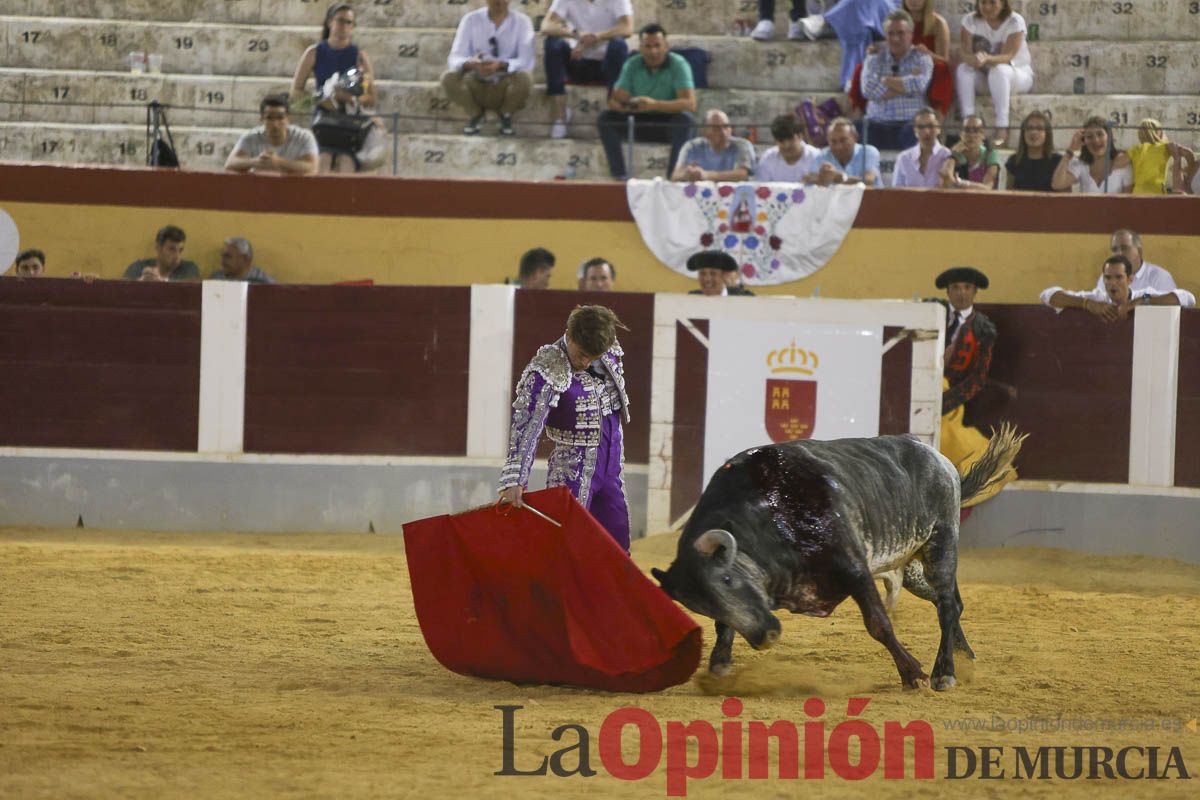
{"left": 498, "top": 337, "right": 631, "bottom": 527}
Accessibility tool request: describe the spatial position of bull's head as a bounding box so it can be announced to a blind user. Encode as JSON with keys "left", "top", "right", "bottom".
{"left": 652, "top": 529, "right": 781, "bottom": 650}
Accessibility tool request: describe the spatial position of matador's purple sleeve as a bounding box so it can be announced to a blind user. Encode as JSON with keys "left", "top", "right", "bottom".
{"left": 498, "top": 369, "right": 559, "bottom": 491}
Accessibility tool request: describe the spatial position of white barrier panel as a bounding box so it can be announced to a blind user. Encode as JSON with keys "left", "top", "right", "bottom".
{"left": 1129, "top": 307, "right": 1180, "bottom": 486}
{"left": 197, "top": 280, "right": 248, "bottom": 454}
{"left": 467, "top": 284, "right": 517, "bottom": 460}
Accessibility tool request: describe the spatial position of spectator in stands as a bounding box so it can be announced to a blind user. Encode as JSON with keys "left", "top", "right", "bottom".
{"left": 1127, "top": 118, "right": 1195, "bottom": 195}
{"left": 11, "top": 248, "right": 45, "bottom": 277}
{"left": 211, "top": 238, "right": 276, "bottom": 284}
{"left": 442, "top": 0, "right": 535, "bottom": 136}
{"left": 671, "top": 109, "right": 756, "bottom": 182}
{"left": 577, "top": 257, "right": 616, "bottom": 291}
{"left": 598, "top": 23, "right": 697, "bottom": 180}
{"left": 224, "top": 95, "right": 319, "bottom": 176}
{"left": 1174, "top": 141, "right": 1198, "bottom": 195}
{"left": 797, "top": 1, "right": 894, "bottom": 91}
{"left": 687, "top": 250, "right": 753, "bottom": 296}
{"left": 849, "top": 0, "right": 952, "bottom": 117}
{"left": 891, "top": 107, "right": 950, "bottom": 188}
{"left": 513, "top": 248, "right": 555, "bottom": 289}
{"left": 123, "top": 225, "right": 200, "bottom": 282}
{"left": 1004, "top": 110, "right": 1062, "bottom": 191}
{"left": 750, "top": 0, "right": 808, "bottom": 41}
{"left": 754, "top": 114, "right": 822, "bottom": 182}
{"left": 955, "top": 0, "right": 1034, "bottom": 148}
{"left": 1040, "top": 255, "right": 1195, "bottom": 321}
{"left": 1051, "top": 116, "right": 1132, "bottom": 194}
{"left": 808, "top": 117, "right": 882, "bottom": 186}
{"left": 939, "top": 113, "right": 1001, "bottom": 190}
{"left": 1097, "top": 229, "right": 1177, "bottom": 295}
{"left": 858, "top": 9, "right": 932, "bottom": 150}
{"left": 902, "top": 0, "right": 950, "bottom": 110}
{"left": 540, "top": 0, "right": 633, "bottom": 140}
{"left": 291, "top": 4, "right": 377, "bottom": 110}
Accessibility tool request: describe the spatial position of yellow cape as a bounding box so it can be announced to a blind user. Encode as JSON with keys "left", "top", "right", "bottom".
{"left": 939, "top": 379, "right": 1017, "bottom": 507}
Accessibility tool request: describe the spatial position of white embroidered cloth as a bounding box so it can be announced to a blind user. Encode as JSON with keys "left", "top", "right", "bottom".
{"left": 626, "top": 179, "right": 865, "bottom": 285}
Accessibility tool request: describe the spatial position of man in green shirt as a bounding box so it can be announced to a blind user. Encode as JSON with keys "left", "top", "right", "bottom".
{"left": 597, "top": 23, "right": 697, "bottom": 180}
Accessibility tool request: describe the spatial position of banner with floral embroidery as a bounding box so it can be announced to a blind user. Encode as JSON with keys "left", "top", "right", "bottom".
{"left": 625, "top": 179, "right": 865, "bottom": 286}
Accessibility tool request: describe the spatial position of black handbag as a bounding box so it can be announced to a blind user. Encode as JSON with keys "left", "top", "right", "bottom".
{"left": 311, "top": 109, "right": 373, "bottom": 152}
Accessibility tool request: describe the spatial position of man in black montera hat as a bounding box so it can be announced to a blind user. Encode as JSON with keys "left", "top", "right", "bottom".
{"left": 936, "top": 266, "right": 995, "bottom": 416}
{"left": 686, "top": 250, "right": 755, "bottom": 296}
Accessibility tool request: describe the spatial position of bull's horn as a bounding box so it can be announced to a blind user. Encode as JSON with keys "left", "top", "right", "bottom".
{"left": 694, "top": 529, "right": 737, "bottom": 566}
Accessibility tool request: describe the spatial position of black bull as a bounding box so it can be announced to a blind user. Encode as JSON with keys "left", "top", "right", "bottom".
{"left": 652, "top": 427, "right": 1024, "bottom": 690}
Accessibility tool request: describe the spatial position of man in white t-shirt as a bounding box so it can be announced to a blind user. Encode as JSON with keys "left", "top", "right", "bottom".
{"left": 1040, "top": 255, "right": 1194, "bottom": 322}
{"left": 955, "top": 1, "right": 1034, "bottom": 147}
{"left": 540, "top": 0, "right": 634, "bottom": 139}
{"left": 753, "top": 114, "right": 821, "bottom": 183}
{"left": 224, "top": 94, "right": 319, "bottom": 175}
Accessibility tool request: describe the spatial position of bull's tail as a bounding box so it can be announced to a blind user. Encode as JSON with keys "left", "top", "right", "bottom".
{"left": 959, "top": 423, "right": 1027, "bottom": 508}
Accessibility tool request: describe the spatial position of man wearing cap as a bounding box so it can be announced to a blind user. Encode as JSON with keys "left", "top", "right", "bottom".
{"left": 687, "top": 251, "right": 755, "bottom": 296}
{"left": 936, "top": 266, "right": 994, "bottom": 416}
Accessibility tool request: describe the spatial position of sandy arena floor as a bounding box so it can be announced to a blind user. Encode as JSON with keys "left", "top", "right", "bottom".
{"left": 1, "top": 526, "right": 1198, "bottom": 798}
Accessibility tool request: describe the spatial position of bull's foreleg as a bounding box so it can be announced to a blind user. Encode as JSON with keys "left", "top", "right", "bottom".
{"left": 708, "top": 621, "right": 735, "bottom": 676}
{"left": 848, "top": 572, "right": 928, "bottom": 689}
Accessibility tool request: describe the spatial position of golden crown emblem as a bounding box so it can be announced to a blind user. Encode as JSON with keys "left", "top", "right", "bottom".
{"left": 767, "top": 340, "right": 819, "bottom": 376}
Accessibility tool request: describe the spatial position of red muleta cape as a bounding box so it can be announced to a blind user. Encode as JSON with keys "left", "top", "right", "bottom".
{"left": 403, "top": 487, "right": 701, "bottom": 692}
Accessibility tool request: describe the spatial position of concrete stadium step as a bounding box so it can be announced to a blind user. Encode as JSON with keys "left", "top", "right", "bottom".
{"left": 2, "top": 0, "right": 1196, "bottom": 41}
{"left": 0, "top": 68, "right": 840, "bottom": 139}
{"left": 0, "top": 121, "right": 685, "bottom": 181}
{"left": 2, "top": 16, "right": 1196, "bottom": 96}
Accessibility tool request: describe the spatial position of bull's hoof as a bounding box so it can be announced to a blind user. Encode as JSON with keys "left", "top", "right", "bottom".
{"left": 904, "top": 674, "right": 931, "bottom": 690}
{"left": 709, "top": 662, "right": 732, "bottom": 678}
{"left": 932, "top": 675, "right": 957, "bottom": 691}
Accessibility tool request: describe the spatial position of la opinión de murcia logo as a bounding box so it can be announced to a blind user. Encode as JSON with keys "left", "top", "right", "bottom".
{"left": 495, "top": 699, "right": 1191, "bottom": 795}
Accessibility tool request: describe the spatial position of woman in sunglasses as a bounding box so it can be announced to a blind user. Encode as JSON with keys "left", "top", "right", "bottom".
{"left": 939, "top": 114, "right": 1002, "bottom": 190}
